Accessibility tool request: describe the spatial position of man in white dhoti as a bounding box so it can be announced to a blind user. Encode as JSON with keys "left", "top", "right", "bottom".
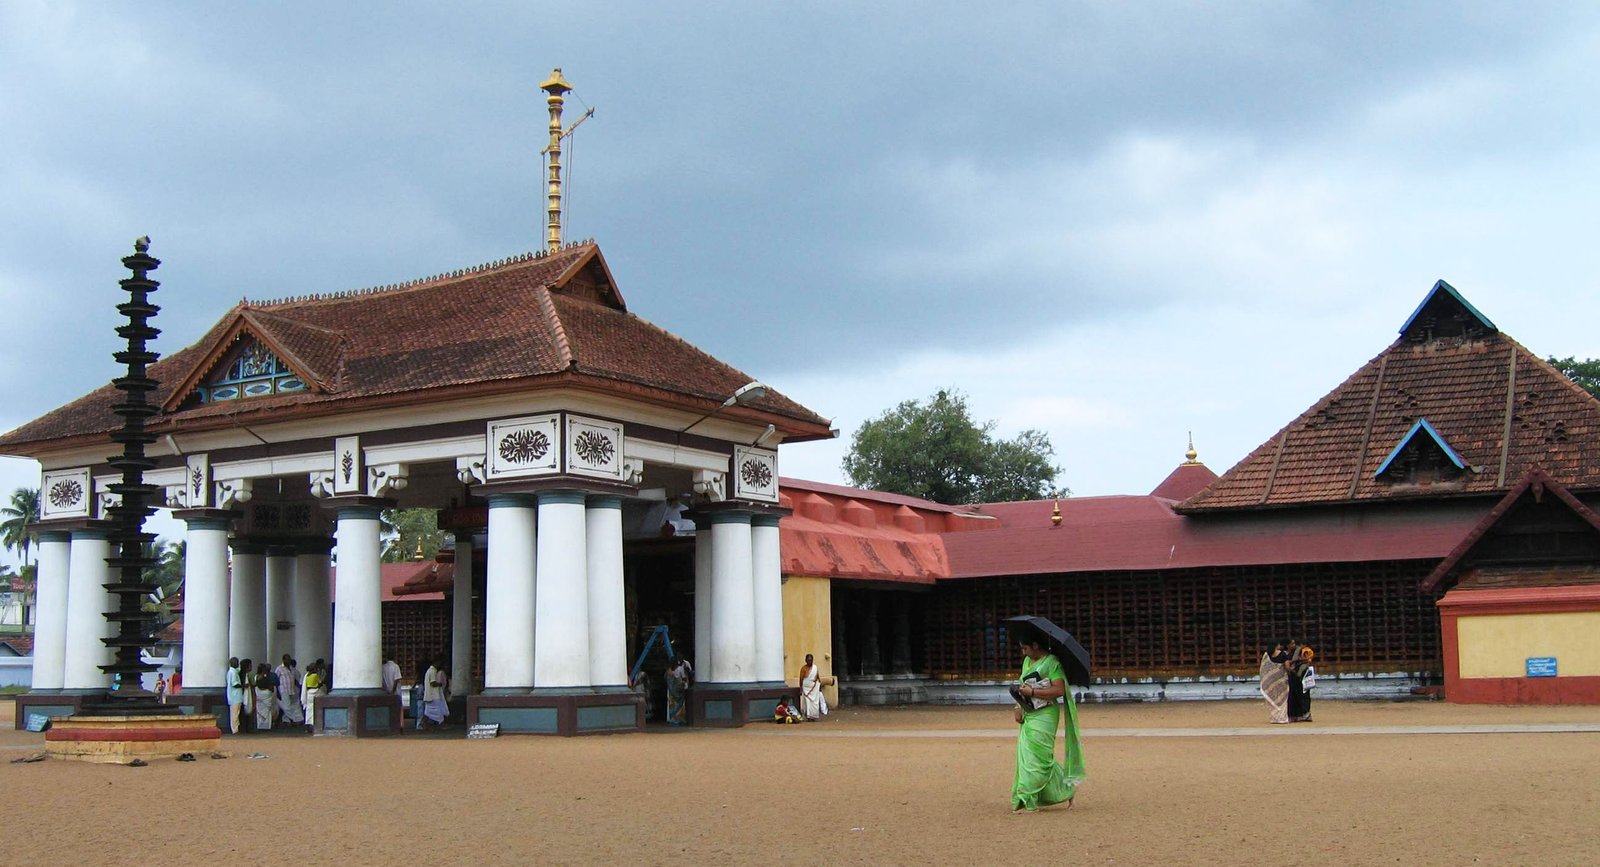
{"left": 275, "top": 655, "right": 303, "bottom": 725}
{"left": 798, "top": 653, "right": 829, "bottom": 721}
{"left": 225, "top": 657, "right": 244, "bottom": 734}
{"left": 420, "top": 655, "right": 449, "bottom": 729}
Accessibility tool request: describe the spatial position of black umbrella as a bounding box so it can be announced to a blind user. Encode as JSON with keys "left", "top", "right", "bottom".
{"left": 1005, "top": 616, "right": 1092, "bottom": 687}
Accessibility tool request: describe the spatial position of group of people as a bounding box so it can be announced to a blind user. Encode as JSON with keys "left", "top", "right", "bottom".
{"left": 225, "top": 654, "right": 328, "bottom": 734}
{"left": 1259, "top": 639, "right": 1318, "bottom": 724}
{"left": 385, "top": 653, "right": 450, "bottom": 729}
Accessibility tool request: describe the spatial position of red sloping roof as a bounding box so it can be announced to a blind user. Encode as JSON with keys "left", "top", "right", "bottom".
{"left": 943, "top": 495, "right": 1482, "bottom": 578}
{"left": 1149, "top": 461, "right": 1219, "bottom": 501}
{"left": 0, "top": 243, "right": 830, "bottom": 453}
{"left": 329, "top": 561, "right": 450, "bottom": 602}
{"left": 1, "top": 636, "right": 34, "bottom": 656}
{"left": 776, "top": 482, "right": 973, "bottom": 583}
{"left": 1180, "top": 330, "right": 1600, "bottom": 512}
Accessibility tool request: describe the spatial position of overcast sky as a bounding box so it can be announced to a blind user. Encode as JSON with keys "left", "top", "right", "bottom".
{"left": 4, "top": 2, "right": 1600, "bottom": 562}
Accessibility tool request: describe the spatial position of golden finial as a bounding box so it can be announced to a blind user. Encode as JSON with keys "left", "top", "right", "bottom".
{"left": 1050, "top": 500, "right": 1062, "bottom": 527}
{"left": 1185, "top": 432, "right": 1199, "bottom": 465}
{"left": 541, "top": 69, "right": 573, "bottom": 253}
{"left": 413, "top": 539, "right": 425, "bottom": 561}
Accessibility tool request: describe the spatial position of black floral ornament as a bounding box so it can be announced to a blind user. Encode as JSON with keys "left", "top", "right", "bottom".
{"left": 740, "top": 458, "right": 773, "bottom": 489}
{"left": 49, "top": 478, "right": 84, "bottom": 509}
{"left": 573, "top": 429, "right": 615, "bottom": 466}
{"left": 499, "top": 428, "right": 551, "bottom": 464}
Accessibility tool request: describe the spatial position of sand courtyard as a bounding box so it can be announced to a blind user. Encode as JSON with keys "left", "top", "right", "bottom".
{"left": 3, "top": 698, "right": 1598, "bottom": 866}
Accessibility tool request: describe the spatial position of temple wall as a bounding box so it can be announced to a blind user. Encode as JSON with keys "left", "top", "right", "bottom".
{"left": 781, "top": 575, "right": 835, "bottom": 706}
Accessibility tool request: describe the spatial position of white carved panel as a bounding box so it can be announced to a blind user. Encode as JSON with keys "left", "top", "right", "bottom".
{"left": 333, "top": 436, "right": 361, "bottom": 494}
{"left": 565, "top": 415, "right": 624, "bottom": 481}
{"left": 185, "top": 454, "right": 210, "bottom": 508}
{"left": 486, "top": 414, "right": 561, "bottom": 480}
{"left": 732, "top": 446, "right": 779, "bottom": 503}
{"left": 41, "top": 468, "right": 92, "bottom": 519}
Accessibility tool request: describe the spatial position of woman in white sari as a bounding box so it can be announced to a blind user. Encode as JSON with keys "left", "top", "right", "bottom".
{"left": 798, "top": 653, "right": 829, "bottom": 721}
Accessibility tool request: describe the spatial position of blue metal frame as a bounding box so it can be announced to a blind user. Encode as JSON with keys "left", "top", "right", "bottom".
{"left": 1375, "top": 417, "right": 1467, "bottom": 478}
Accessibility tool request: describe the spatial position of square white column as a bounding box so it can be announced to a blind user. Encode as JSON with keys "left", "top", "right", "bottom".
{"left": 228, "top": 541, "right": 267, "bottom": 664}
{"left": 451, "top": 536, "right": 476, "bottom": 697}
{"left": 294, "top": 540, "right": 334, "bottom": 671}
{"left": 265, "top": 545, "right": 297, "bottom": 666}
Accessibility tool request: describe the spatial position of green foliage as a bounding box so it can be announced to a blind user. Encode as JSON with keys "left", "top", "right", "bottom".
{"left": 141, "top": 540, "right": 185, "bottom": 614}
{"left": 1547, "top": 356, "right": 1600, "bottom": 398}
{"left": 1, "top": 487, "right": 40, "bottom": 569}
{"left": 842, "top": 388, "right": 1065, "bottom": 505}
{"left": 381, "top": 508, "right": 445, "bottom": 563}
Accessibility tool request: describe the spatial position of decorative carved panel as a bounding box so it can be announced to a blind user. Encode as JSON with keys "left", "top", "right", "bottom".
{"left": 41, "top": 468, "right": 91, "bottom": 520}
{"left": 334, "top": 436, "right": 362, "bottom": 494}
{"left": 486, "top": 414, "right": 561, "bottom": 480}
{"left": 732, "top": 446, "right": 779, "bottom": 503}
{"left": 565, "top": 415, "right": 624, "bottom": 481}
{"left": 185, "top": 454, "right": 210, "bottom": 508}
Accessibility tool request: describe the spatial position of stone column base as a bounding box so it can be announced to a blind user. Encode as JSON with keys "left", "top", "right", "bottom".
{"left": 13, "top": 692, "right": 94, "bottom": 730}
{"left": 313, "top": 693, "right": 402, "bottom": 737}
{"left": 691, "top": 683, "right": 791, "bottom": 727}
{"left": 467, "top": 689, "right": 644, "bottom": 736}
{"left": 44, "top": 713, "right": 222, "bottom": 763}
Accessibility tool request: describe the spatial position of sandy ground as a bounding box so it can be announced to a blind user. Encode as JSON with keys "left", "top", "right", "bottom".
{"left": 3, "top": 698, "right": 1598, "bottom": 866}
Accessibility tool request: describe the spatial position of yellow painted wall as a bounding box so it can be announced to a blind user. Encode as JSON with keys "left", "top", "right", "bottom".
{"left": 782, "top": 575, "right": 836, "bottom": 706}
{"left": 1457, "top": 611, "right": 1600, "bottom": 678}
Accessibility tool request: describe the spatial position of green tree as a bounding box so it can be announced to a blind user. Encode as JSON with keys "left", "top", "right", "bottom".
{"left": 380, "top": 508, "right": 445, "bottom": 563}
{"left": 1548, "top": 356, "right": 1600, "bottom": 398}
{"left": 1, "top": 487, "right": 40, "bottom": 571}
{"left": 842, "top": 388, "right": 1065, "bottom": 504}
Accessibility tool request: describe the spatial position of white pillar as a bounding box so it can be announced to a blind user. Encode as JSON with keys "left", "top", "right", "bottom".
{"left": 535, "top": 490, "right": 589, "bottom": 688}
{"left": 228, "top": 542, "right": 267, "bottom": 664}
{"left": 265, "top": 545, "right": 297, "bottom": 666}
{"left": 693, "top": 517, "right": 713, "bottom": 679}
{"left": 450, "top": 536, "right": 474, "bottom": 697}
{"left": 709, "top": 511, "right": 756, "bottom": 684}
{"left": 484, "top": 494, "right": 536, "bottom": 690}
{"left": 751, "top": 513, "right": 785, "bottom": 684}
{"left": 180, "top": 516, "right": 230, "bottom": 691}
{"left": 585, "top": 496, "right": 626, "bottom": 687}
{"left": 29, "top": 530, "right": 72, "bottom": 691}
{"left": 332, "top": 506, "right": 383, "bottom": 691}
{"left": 294, "top": 541, "right": 333, "bottom": 669}
{"left": 61, "top": 527, "right": 113, "bottom": 691}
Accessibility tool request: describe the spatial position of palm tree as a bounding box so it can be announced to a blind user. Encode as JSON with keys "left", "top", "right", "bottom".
{"left": 0, "top": 487, "right": 40, "bottom": 571}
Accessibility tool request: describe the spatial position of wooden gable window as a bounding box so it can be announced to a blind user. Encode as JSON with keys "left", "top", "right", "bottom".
{"left": 198, "top": 338, "right": 307, "bottom": 403}
{"left": 1375, "top": 418, "right": 1467, "bottom": 486}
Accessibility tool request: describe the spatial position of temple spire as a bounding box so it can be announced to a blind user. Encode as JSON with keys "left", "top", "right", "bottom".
{"left": 540, "top": 69, "right": 572, "bottom": 253}
{"left": 1185, "top": 432, "right": 1200, "bottom": 465}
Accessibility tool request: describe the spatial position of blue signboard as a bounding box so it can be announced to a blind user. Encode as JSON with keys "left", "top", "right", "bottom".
{"left": 1526, "top": 657, "right": 1558, "bottom": 678}
{"left": 24, "top": 714, "right": 49, "bottom": 732}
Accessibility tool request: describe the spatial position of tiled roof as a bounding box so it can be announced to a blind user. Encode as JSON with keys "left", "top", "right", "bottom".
{"left": 1179, "top": 288, "right": 1600, "bottom": 512}
{"left": 944, "top": 495, "right": 1481, "bottom": 579}
{"left": 1149, "top": 461, "right": 1219, "bottom": 501}
{"left": 775, "top": 484, "right": 983, "bottom": 584}
{"left": 0, "top": 636, "right": 33, "bottom": 656}
{"left": 0, "top": 242, "right": 830, "bottom": 453}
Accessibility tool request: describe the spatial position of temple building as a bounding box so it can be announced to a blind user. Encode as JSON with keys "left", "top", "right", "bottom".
{"left": 775, "top": 282, "right": 1600, "bottom": 706}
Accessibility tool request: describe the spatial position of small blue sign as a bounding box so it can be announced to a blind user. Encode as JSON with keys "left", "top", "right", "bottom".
{"left": 1526, "top": 657, "right": 1558, "bottom": 678}
{"left": 24, "top": 714, "right": 49, "bottom": 732}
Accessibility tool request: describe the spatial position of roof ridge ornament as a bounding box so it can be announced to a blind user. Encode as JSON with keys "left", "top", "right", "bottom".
{"left": 540, "top": 68, "right": 596, "bottom": 253}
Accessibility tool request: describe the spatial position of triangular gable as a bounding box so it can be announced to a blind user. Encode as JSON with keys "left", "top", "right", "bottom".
{"left": 551, "top": 244, "right": 626, "bottom": 310}
{"left": 1374, "top": 418, "right": 1467, "bottom": 480}
{"left": 1420, "top": 468, "right": 1600, "bottom": 592}
{"left": 160, "top": 310, "right": 332, "bottom": 412}
{"left": 1400, "top": 279, "right": 1497, "bottom": 342}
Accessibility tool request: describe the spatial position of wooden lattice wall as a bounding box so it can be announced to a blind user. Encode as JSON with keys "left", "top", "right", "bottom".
{"left": 924, "top": 560, "right": 1443, "bottom": 679}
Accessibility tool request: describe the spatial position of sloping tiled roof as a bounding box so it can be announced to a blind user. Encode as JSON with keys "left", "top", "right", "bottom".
{"left": 1149, "top": 461, "right": 1218, "bottom": 501}
{"left": 775, "top": 483, "right": 988, "bottom": 584}
{"left": 0, "top": 242, "right": 830, "bottom": 453}
{"left": 944, "top": 495, "right": 1482, "bottom": 579}
{"left": 1179, "top": 287, "right": 1600, "bottom": 513}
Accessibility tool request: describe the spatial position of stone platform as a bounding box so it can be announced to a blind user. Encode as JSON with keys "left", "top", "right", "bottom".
{"left": 44, "top": 713, "right": 222, "bottom": 763}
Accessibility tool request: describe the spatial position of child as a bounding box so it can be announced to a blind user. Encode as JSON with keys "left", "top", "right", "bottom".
{"left": 155, "top": 672, "right": 168, "bottom": 704}
{"left": 773, "top": 697, "right": 793, "bottom": 723}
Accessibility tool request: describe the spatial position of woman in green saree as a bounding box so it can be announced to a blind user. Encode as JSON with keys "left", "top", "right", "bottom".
{"left": 1011, "top": 635, "right": 1087, "bottom": 812}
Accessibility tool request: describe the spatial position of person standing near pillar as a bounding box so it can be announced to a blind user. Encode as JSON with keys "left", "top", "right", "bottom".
{"left": 419, "top": 655, "right": 449, "bottom": 730}
{"left": 225, "top": 656, "right": 244, "bottom": 734}
{"left": 276, "top": 654, "right": 303, "bottom": 726}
